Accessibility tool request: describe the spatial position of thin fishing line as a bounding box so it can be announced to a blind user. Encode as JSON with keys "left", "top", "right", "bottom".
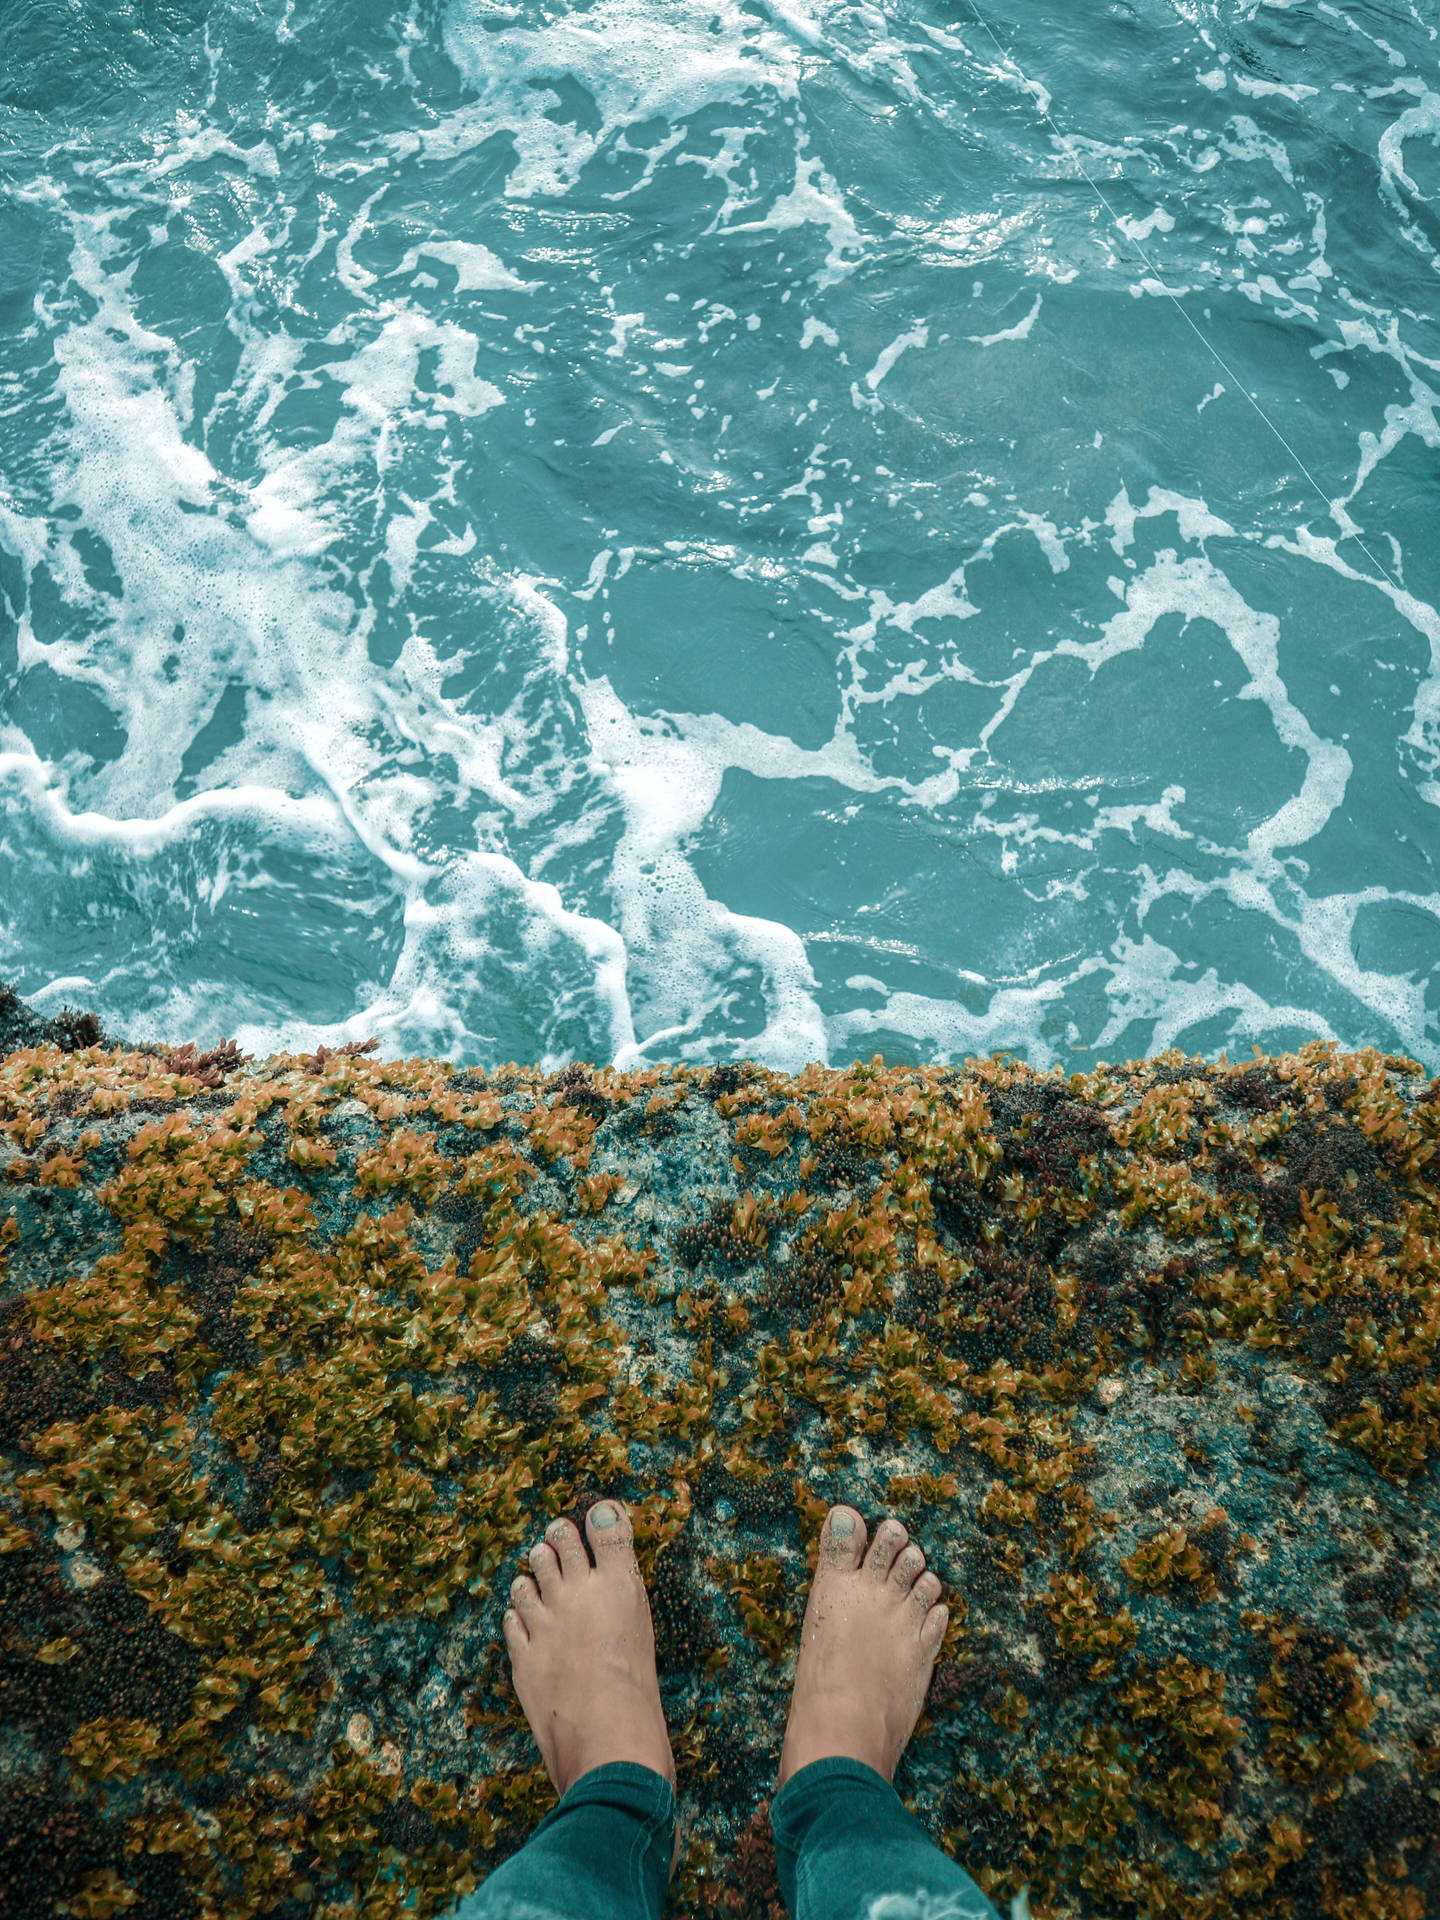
{"left": 959, "top": 0, "right": 1406, "bottom": 596}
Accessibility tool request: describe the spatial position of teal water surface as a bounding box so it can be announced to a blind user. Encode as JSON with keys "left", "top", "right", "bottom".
{"left": 1, "top": 0, "right": 1437, "bottom": 1070}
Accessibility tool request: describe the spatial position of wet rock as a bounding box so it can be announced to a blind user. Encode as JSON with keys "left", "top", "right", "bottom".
{"left": 1, "top": 995, "right": 1436, "bottom": 1918}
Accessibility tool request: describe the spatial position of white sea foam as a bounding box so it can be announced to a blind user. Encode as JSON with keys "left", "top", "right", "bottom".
{"left": 969, "top": 294, "right": 1043, "bottom": 346}
{"left": 1059, "top": 550, "right": 1353, "bottom": 861}
{"left": 863, "top": 324, "right": 929, "bottom": 391}
{"left": 1092, "top": 936, "right": 1339, "bottom": 1057}
{"left": 432, "top": 0, "right": 802, "bottom": 195}
{"left": 725, "top": 138, "right": 868, "bottom": 286}
{"left": 393, "top": 240, "right": 537, "bottom": 292}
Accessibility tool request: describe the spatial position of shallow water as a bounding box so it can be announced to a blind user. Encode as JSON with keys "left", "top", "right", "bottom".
{"left": 1, "top": 0, "right": 1437, "bottom": 1071}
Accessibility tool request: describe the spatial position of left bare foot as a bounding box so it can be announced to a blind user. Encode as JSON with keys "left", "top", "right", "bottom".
{"left": 503, "top": 1499, "right": 675, "bottom": 1797}
{"left": 777, "top": 1505, "right": 948, "bottom": 1787}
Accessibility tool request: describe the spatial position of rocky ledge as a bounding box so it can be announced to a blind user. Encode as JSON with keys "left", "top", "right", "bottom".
{"left": 0, "top": 1002, "right": 1436, "bottom": 1919}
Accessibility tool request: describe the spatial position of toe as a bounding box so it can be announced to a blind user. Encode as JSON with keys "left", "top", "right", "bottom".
{"left": 911, "top": 1571, "right": 943, "bottom": 1615}
{"left": 919, "top": 1602, "right": 949, "bottom": 1663}
{"left": 585, "top": 1498, "right": 636, "bottom": 1567}
{"left": 546, "top": 1516, "right": 589, "bottom": 1577}
{"left": 503, "top": 1606, "right": 529, "bottom": 1653}
{"left": 821, "top": 1505, "right": 867, "bottom": 1569}
{"left": 529, "top": 1539, "right": 562, "bottom": 1598}
{"left": 866, "top": 1517, "right": 909, "bottom": 1578}
{"left": 892, "top": 1544, "right": 926, "bottom": 1593}
{"left": 511, "top": 1573, "right": 543, "bottom": 1623}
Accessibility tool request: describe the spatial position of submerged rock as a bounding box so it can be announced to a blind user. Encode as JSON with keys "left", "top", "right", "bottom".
{"left": 0, "top": 1000, "right": 1436, "bottom": 1918}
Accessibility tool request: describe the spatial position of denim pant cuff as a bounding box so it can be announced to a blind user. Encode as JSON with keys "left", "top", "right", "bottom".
{"left": 468, "top": 1760, "right": 675, "bottom": 1920}
{"left": 549, "top": 1760, "right": 677, "bottom": 1829}
{"left": 771, "top": 1754, "right": 898, "bottom": 1844}
{"left": 769, "top": 1756, "right": 1004, "bottom": 1920}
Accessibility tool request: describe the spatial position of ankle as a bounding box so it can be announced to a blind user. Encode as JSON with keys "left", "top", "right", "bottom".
{"left": 778, "top": 1722, "right": 893, "bottom": 1788}
{"left": 563, "top": 1720, "right": 677, "bottom": 1795}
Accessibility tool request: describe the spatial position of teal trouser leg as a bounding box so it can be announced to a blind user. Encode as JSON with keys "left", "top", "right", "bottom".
{"left": 770, "top": 1758, "right": 1004, "bottom": 1920}
{"left": 454, "top": 1762, "right": 675, "bottom": 1920}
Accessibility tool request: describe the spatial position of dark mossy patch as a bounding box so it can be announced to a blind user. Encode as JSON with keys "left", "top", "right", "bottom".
{"left": 0, "top": 1029, "right": 1437, "bottom": 1919}
{"left": 0, "top": 984, "right": 110, "bottom": 1058}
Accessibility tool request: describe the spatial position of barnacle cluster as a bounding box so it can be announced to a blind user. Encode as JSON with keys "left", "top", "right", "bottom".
{"left": 1, "top": 1026, "right": 1437, "bottom": 1919}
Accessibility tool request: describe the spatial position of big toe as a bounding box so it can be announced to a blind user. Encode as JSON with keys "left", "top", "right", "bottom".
{"left": 585, "top": 1498, "right": 636, "bottom": 1569}
{"left": 821, "top": 1505, "right": 867, "bottom": 1569}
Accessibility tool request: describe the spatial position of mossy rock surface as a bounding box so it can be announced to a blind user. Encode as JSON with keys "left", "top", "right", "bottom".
{"left": 1, "top": 1023, "right": 1437, "bottom": 1919}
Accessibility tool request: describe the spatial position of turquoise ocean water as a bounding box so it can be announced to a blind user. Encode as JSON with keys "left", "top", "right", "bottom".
{"left": 1, "top": 0, "right": 1437, "bottom": 1071}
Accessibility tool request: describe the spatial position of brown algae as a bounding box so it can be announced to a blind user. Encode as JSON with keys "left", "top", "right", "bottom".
{"left": 0, "top": 1035, "right": 1436, "bottom": 1917}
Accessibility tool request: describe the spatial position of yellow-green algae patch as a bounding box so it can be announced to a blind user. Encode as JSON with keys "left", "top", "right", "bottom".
{"left": 0, "top": 1032, "right": 1437, "bottom": 1919}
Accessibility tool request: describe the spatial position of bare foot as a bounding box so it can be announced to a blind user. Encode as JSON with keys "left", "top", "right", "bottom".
{"left": 777, "top": 1506, "right": 948, "bottom": 1787}
{"left": 503, "top": 1499, "right": 675, "bottom": 1797}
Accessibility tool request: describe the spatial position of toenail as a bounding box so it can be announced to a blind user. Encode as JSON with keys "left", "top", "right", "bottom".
{"left": 592, "top": 1502, "right": 618, "bottom": 1529}
{"left": 831, "top": 1511, "right": 855, "bottom": 1537}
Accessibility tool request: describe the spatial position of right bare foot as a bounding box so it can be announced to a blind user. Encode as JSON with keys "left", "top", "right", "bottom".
{"left": 777, "top": 1506, "right": 948, "bottom": 1787}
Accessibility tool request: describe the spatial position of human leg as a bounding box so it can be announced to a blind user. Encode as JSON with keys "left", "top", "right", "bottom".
{"left": 456, "top": 1759, "right": 674, "bottom": 1920}
{"left": 771, "top": 1756, "right": 1001, "bottom": 1920}
{"left": 769, "top": 1506, "right": 1008, "bottom": 1920}
{"left": 455, "top": 1499, "right": 677, "bottom": 1920}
